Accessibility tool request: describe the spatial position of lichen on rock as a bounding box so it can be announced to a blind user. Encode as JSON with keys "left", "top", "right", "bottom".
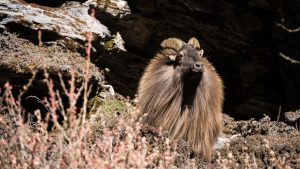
{"left": 0, "top": 0, "right": 111, "bottom": 41}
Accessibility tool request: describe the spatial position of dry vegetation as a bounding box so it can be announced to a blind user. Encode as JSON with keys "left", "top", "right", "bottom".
{"left": 1, "top": 71, "right": 298, "bottom": 168}
{"left": 0, "top": 30, "right": 197, "bottom": 168}
{"left": 0, "top": 28, "right": 299, "bottom": 169}
{"left": 0, "top": 72, "right": 187, "bottom": 169}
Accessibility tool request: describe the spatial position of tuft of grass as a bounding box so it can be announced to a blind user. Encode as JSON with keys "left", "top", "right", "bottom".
{"left": 102, "top": 96, "right": 127, "bottom": 114}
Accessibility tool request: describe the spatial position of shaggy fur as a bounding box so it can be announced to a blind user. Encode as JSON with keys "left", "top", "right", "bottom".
{"left": 137, "top": 38, "right": 224, "bottom": 160}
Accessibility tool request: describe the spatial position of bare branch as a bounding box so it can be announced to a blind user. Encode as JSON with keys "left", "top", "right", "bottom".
{"left": 26, "top": 96, "right": 70, "bottom": 143}
{"left": 18, "top": 70, "right": 38, "bottom": 100}
{"left": 279, "top": 52, "right": 300, "bottom": 64}
{"left": 276, "top": 23, "right": 300, "bottom": 33}
{"left": 58, "top": 73, "right": 69, "bottom": 96}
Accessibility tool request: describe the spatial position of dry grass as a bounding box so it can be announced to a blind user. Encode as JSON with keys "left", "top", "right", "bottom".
{"left": 0, "top": 26, "right": 298, "bottom": 169}
{"left": 0, "top": 71, "right": 185, "bottom": 169}
{"left": 0, "top": 29, "right": 191, "bottom": 169}
{"left": 1, "top": 67, "right": 296, "bottom": 169}
{"left": 1, "top": 78, "right": 296, "bottom": 169}
{"left": 0, "top": 54, "right": 218, "bottom": 168}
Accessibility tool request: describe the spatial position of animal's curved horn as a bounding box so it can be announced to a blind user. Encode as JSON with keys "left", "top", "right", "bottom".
{"left": 188, "top": 37, "right": 200, "bottom": 49}
{"left": 160, "top": 38, "right": 184, "bottom": 51}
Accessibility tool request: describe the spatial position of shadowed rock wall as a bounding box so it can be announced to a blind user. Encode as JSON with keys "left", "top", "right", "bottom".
{"left": 94, "top": 0, "right": 300, "bottom": 119}
{"left": 0, "top": 0, "right": 299, "bottom": 120}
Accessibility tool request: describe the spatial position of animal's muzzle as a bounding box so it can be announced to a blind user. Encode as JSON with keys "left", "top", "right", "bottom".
{"left": 193, "top": 62, "right": 204, "bottom": 72}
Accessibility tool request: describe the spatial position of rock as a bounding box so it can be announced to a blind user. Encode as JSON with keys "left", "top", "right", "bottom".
{"left": 88, "top": 0, "right": 131, "bottom": 17}
{"left": 0, "top": 0, "right": 110, "bottom": 41}
{"left": 214, "top": 134, "right": 240, "bottom": 150}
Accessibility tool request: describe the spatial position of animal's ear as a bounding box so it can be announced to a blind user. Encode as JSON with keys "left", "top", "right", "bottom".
{"left": 188, "top": 37, "right": 200, "bottom": 49}
{"left": 169, "top": 55, "right": 177, "bottom": 61}
{"left": 161, "top": 38, "right": 184, "bottom": 51}
{"left": 197, "top": 49, "right": 204, "bottom": 59}
{"left": 169, "top": 53, "right": 183, "bottom": 63}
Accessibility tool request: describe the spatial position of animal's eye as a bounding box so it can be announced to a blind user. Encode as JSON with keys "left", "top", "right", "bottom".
{"left": 177, "top": 53, "right": 184, "bottom": 59}
{"left": 176, "top": 53, "right": 184, "bottom": 64}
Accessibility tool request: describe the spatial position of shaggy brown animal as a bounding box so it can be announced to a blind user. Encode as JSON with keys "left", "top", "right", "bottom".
{"left": 137, "top": 37, "right": 224, "bottom": 160}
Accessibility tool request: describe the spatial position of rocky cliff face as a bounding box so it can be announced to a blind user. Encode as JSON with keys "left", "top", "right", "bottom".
{"left": 94, "top": 0, "right": 300, "bottom": 119}
{"left": 0, "top": 0, "right": 299, "bottom": 119}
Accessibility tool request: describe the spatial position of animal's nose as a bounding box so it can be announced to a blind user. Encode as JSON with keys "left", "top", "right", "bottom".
{"left": 193, "top": 62, "right": 203, "bottom": 72}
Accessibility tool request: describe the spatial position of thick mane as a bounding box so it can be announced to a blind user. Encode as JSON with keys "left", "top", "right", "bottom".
{"left": 138, "top": 50, "right": 183, "bottom": 128}
{"left": 138, "top": 38, "right": 224, "bottom": 160}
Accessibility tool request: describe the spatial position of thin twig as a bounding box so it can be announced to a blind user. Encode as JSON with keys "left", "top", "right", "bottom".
{"left": 56, "top": 91, "right": 67, "bottom": 121}
{"left": 58, "top": 73, "right": 69, "bottom": 96}
{"left": 26, "top": 96, "right": 70, "bottom": 143}
{"left": 277, "top": 105, "right": 281, "bottom": 122}
{"left": 38, "top": 30, "right": 43, "bottom": 47}
{"left": 276, "top": 23, "right": 300, "bottom": 33}
{"left": 18, "top": 70, "right": 38, "bottom": 100}
{"left": 279, "top": 52, "right": 300, "bottom": 64}
{"left": 75, "top": 83, "right": 85, "bottom": 101}
{"left": 81, "top": 8, "right": 95, "bottom": 126}
{"left": 17, "top": 125, "right": 26, "bottom": 165}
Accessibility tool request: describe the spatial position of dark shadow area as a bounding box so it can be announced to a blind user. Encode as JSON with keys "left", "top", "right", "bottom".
{"left": 1, "top": 22, "right": 90, "bottom": 55}
{"left": 91, "top": 0, "right": 299, "bottom": 120}
{"left": 94, "top": 49, "right": 148, "bottom": 97}
{"left": 4, "top": 23, "right": 62, "bottom": 45}
{"left": 181, "top": 73, "right": 202, "bottom": 110}
{"left": 0, "top": 69, "right": 97, "bottom": 131}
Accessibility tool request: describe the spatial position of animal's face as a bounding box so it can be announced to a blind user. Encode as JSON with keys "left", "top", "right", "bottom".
{"left": 160, "top": 37, "right": 205, "bottom": 78}
{"left": 176, "top": 44, "right": 204, "bottom": 75}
